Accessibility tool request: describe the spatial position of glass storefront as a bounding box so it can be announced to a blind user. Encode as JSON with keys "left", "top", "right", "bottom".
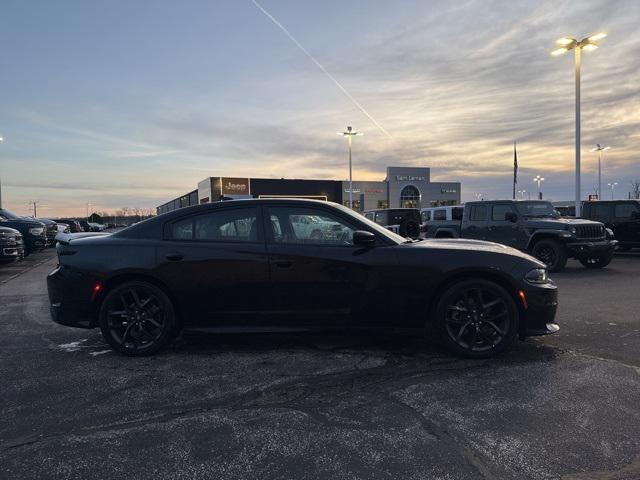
{"left": 400, "top": 185, "right": 421, "bottom": 208}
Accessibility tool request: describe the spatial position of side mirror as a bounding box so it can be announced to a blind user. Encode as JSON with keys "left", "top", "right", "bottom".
{"left": 353, "top": 230, "right": 376, "bottom": 246}
{"left": 505, "top": 211, "right": 518, "bottom": 223}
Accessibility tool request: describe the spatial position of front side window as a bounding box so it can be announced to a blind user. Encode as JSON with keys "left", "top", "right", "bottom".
{"left": 169, "top": 207, "right": 258, "bottom": 242}
{"left": 469, "top": 205, "right": 488, "bottom": 221}
{"left": 268, "top": 207, "right": 356, "bottom": 246}
{"left": 615, "top": 203, "right": 639, "bottom": 219}
{"left": 492, "top": 204, "right": 516, "bottom": 221}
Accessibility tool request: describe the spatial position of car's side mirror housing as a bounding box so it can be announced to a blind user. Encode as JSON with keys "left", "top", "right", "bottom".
{"left": 353, "top": 230, "right": 376, "bottom": 246}
{"left": 505, "top": 211, "right": 518, "bottom": 223}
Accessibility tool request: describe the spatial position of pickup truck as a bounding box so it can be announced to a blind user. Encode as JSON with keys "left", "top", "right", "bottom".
{"left": 424, "top": 200, "right": 617, "bottom": 272}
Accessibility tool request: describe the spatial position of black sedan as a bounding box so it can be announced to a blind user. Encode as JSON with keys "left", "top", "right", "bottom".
{"left": 47, "top": 199, "right": 559, "bottom": 357}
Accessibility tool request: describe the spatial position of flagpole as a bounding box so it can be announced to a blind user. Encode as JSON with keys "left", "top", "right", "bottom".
{"left": 513, "top": 141, "right": 518, "bottom": 200}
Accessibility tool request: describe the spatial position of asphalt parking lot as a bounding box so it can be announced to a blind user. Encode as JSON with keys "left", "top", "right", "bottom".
{"left": 0, "top": 250, "right": 638, "bottom": 480}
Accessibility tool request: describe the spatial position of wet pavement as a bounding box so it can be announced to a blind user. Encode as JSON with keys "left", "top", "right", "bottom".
{"left": 0, "top": 250, "right": 638, "bottom": 479}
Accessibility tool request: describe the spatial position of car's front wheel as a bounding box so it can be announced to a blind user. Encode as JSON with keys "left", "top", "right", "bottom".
{"left": 99, "top": 281, "right": 177, "bottom": 356}
{"left": 531, "top": 239, "right": 568, "bottom": 272}
{"left": 435, "top": 279, "right": 519, "bottom": 358}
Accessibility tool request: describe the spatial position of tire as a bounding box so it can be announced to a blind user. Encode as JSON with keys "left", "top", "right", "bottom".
{"left": 399, "top": 220, "right": 420, "bottom": 239}
{"left": 434, "top": 279, "right": 519, "bottom": 358}
{"left": 579, "top": 251, "right": 614, "bottom": 269}
{"left": 531, "top": 239, "right": 568, "bottom": 272}
{"left": 99, "top": 281, "right": 177, "bottom": 356}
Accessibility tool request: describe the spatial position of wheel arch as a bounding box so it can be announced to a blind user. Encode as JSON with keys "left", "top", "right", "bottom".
{"left": 426, "top": 269, "right": 526, "bottom": 336}
{"left": 526, "top": 231, "right": 567, "bottom": 251}
{"left": 92, "top": 273, "right": 182, "bottom": 328}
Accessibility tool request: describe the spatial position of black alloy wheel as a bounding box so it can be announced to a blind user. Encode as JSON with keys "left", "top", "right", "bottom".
{"left": 531, "top": 239, "right": 567, "bottom": 272}
{"left": 99, "top": 281, "right": 177, "bottom": 356}
{"left": 435, "top": 279, "right": 519, "bottom": 358}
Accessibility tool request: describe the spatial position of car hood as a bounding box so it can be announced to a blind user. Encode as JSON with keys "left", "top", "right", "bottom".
{"left": 55, "top": 232, "right": 112, "bottom": 245}
{"left": 407, "top": 238, "right": 544, "bottom": 265}
{"left": 0, "top": 219, "right": 45, "bottom": 228}
{"left": 522, "top": 217, "right": 603, "bottom": 229}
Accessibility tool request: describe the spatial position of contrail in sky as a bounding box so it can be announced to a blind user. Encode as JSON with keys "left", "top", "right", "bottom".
{"left": 251, "top": 0, "right": 393, "bottom": 138}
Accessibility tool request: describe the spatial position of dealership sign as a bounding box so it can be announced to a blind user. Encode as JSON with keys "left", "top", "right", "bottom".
{"left": 221, "top": 177, "right": 250, "bottom": 195}
{"left": 395, "top": 175, "right": 426, "bottom": 182}
{"left": 441, "top": 188, "right": 457, "bottom": 194}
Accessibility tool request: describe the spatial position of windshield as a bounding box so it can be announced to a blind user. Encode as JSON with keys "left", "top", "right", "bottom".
{"left": 333, "top": 203, "right": 407, "bottom": 244}
{"left": 0, "top": 209, "right": 21, "bottom": 220}
{"left": 516, "top": 201, "right": 558, "bottom": 218}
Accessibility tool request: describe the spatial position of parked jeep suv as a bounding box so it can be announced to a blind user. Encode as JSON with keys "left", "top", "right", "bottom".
{"left": 423, "top": 200, "right": 617, "bottom": 272}
{"left": 582, "top": 200, "right": 640, "bottom": 251}
{"left": 363, "top": 208, "right": 421, "bottom": 239}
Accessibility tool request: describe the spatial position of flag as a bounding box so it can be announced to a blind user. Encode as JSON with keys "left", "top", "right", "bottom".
{"left": 513, "top": 141, "right": 518, "bottom": 199}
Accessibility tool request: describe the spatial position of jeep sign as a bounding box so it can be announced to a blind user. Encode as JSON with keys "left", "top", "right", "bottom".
{"left": 221, "top": 177, "right": 250, "bottom": 195}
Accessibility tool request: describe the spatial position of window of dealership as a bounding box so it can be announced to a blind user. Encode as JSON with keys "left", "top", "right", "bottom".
{"left": 157, "top": 166, "right": 461, "bottom": 215}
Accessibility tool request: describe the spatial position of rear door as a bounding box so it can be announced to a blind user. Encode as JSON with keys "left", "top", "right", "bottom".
{"left": 155, "top": 206, "right": 269, "bottom": 326}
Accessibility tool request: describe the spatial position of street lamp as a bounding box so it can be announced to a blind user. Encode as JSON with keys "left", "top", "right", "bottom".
{"left": 534, "top": 175, "right": 545, "bottom": 199}
{"left": 474, "top": 193, "right": 483, "bottom": 201}
{"left": 517, "top": 189, "right": 527, "bottom": 199}
{"left": 607, "top": 182, "right": 618, "bottom": 200}
{"left": 590, "top": 144, "right": 610, "bottom": 199}
{"left": 338, "top": 126, "right": 362, "bottom": 210}
{"left": 552, "top": 32, "right": 606, "bottom": 217}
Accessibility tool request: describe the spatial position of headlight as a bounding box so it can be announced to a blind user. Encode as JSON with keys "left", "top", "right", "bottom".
{"left": 525, "top": 268, "right": 550, "bottom": 284}
{"left": 28, "top": 227, "right": 44, "bottom": 235}
{"left": 570, "top": 227, "right": 577, "bottom": 235}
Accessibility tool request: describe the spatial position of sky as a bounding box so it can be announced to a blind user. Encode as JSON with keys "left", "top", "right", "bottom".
{"left": 0, "top": 0, "right": 639, "bottom": 216}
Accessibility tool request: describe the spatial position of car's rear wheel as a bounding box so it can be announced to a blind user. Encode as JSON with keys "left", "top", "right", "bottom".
{"left": 99, "top": 281, "right": 177, "bottom": 356}
{"left": 435, "top": 279, "right": 519, "bottom": 358}
{"left": 579, "top": 251, "right": 614, "bottom": 269}
{"left": 531, "top": 239, "right": 567, "bottom": 272}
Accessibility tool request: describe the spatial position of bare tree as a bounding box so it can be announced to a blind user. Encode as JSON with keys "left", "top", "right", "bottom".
{"left": 631, "top": 179, "right": 640, "bottom": 199}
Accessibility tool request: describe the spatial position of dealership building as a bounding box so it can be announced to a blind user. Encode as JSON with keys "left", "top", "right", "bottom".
{"left": 157, "top": 166, "right": 461, "bottom": 215}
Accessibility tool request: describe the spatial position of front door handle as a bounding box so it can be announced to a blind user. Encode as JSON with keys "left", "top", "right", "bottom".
{"left": 165, "top": 252, "right": 184, "bottom": 262}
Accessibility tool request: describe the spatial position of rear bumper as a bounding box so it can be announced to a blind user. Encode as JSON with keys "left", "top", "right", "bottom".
{"left": 47, "top": 266, "right": 98, "bottom": 329}
{"left": 567, "top": 239, "right": 617, "bottom": 257}
{"left": 521, "top": 282, "right": 559, "bottom": 338}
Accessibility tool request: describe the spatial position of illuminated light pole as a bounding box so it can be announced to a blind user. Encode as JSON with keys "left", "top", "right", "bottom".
{"left": 517, "top": 189, "right": 527, "bottom": 199}
{"left": 607, "top": 182, "right": 618, "bottom": 200}
{"left": 590, "top": 144, "right": 610, "bottom": 199}
{"left": 534, "top": 175, "right": 545, "bottom": 199}
{"left": 552, "top": 32, "right": 606, "bottom": 217}
{"left": 338, "top": 126, "right": 362, "bottom": 210}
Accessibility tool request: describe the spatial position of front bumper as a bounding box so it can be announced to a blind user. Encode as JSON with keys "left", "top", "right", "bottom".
{"left": 25, "top": 236, "right": 47, "bottom": 251}
{"left": 567, "top": 239, "right": 618, "bottom": 257}
{"left": 0, "top": 240, "right": 25, "bottom": 260}
{"left": 521, "top": 281, "right": 559, "bottom": 338}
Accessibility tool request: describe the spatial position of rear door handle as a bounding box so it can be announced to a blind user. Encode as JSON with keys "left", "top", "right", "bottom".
{"left": 165, "top": 252, "right": 184, "bottom": 262}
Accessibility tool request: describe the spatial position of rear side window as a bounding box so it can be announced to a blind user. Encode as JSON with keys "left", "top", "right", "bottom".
{"left": 421, "top": 211, "right": 431, "bottom": 222}
{"left": 469, "top": 205, "right": 488, "bottom": 221}
{"left": 452, "top": 207, "right": 464, "bottom": 220}
{"left": 592, "top": 204, "right": 610, "bottom": 220}
{"left": 169, "top": 207, "right": 259, "bottom": 242}
{"left": 615, "top": 204, "right": 638, "bottom": 219}
{"left": 434, "top": 210, "right": 446, "bottom": 221}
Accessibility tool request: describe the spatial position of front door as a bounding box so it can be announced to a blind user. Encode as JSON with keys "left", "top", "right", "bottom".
{"left": 155, "top": 205, "right": 269, "bottom": 326}
{"left": 264, "top": 205, "right": 380, "bottom": 328}
{"left": 486, "top": 203, "right": 521, "bottom": 248}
